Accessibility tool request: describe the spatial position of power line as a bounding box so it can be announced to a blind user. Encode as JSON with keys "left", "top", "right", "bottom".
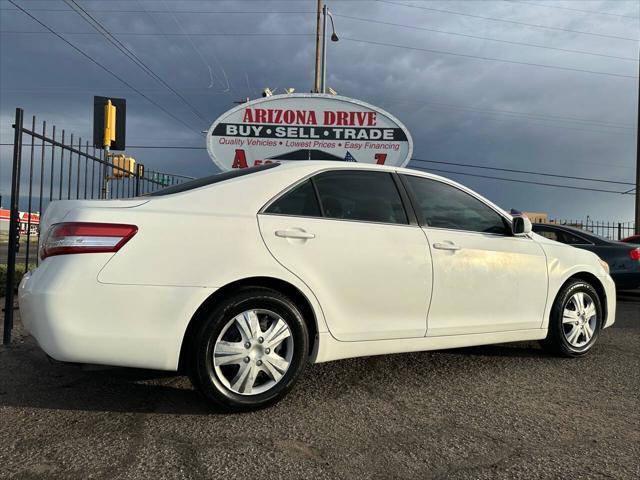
{"left": 2, "top": 2, "right": 634, "bottom": 24}
{"left": 341, "top": 37, "right": 637, "bottom": 80}
{"left": 384, "top": 100, "right": 634, "bottom": 137}
{"left": 2, "top": 20, "right": 636, "bottom": 65}
{"left": 0, "top": 8, "right": 316, "bottom": 14}
{"left": 502, "top": 0, "right": 639, "bottom": 20}
{"left": 410, "top": 158, "right": 634, "bottom": 186}
{"left": 334, "top": 13, "right": 636, "bottom": 62}
{"left": 5, "top": 0, "right": 202, "bottom": 135}
{"left": 377, "top": 0, "right": 639, "bottom": 42}
{"left": 2, "top": 84, "right": 631, "bottom": 131}
{"left": 63, "top": 0, "right": 210, "bottom": 124}
{"left": 0, "top": 143, "right": 207, "bottom": 149}
{"left": 0, "top": 30, "right": 316, "bottom": 37}
{"left": 2, "top": 140, "right": 631, "bottom": 188}
{"left": 409, "top": 165, "right": 634, "bottom": 195}
{"left": 383, "top": 97, "right": 634, "bottom": 130}
{"left": 125, "top": 145, "right": 206, "bottom": 150}
{"left": 161, "top": 0, "right": 231, "bottom": 93}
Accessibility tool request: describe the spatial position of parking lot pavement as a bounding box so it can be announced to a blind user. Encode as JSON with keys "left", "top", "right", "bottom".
{"left": 0, "top": 293, "right": 638, "bottom": 480}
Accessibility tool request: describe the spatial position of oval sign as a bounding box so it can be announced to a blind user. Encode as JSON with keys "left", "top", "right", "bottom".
{"left": 206, "top": 94, "right": 413, "bottom": 171}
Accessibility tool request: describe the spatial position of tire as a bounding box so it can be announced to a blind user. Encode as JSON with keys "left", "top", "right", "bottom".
{"left": 188, "top": 287, "right": 309, "bottom": 411}
{"left": 542, "top": 280, "right": 603, "bottom": 357}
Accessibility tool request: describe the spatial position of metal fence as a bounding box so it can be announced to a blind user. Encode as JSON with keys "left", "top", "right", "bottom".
{"left": 542, "top": 219, "right": 635, "bottom": 241}
{"left": 2, "top": 107, "right": 189, "bottom": 344}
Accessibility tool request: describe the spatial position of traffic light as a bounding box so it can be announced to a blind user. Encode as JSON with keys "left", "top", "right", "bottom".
{"left": 111, "top": 154, "right": 136, "bottom": 178}
{"left": 93, "top": 96, "right": 126, "bottom": 150}
{"left": 103, "top": 100, "right": 116, "bottom": 148}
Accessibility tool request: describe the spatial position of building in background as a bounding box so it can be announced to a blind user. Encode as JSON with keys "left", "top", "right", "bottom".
{"left": 0, "top": 208, "right": 40, "bottom": 234}
{"left": 523, "top": 211, "right": 549, "bottom": 223}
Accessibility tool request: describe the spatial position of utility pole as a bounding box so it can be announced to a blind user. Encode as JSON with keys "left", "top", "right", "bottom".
{"left": 314, "top": 0, "right": 323, "bottom": 93}
{"left": 635, "top": 49, "right": 639, "bottom": 234}
{"left": 318, "top": 4, "right": 339, "bottom": 94}
{"left": 320, "top": 4, "right": 328, "bottom": 94}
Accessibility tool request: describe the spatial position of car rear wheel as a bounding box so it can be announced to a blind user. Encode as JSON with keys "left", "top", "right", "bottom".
{"left": 542, "top": 280, "right": 602, "bottom": 357}
{"left": 188, "top": 287, "right": 309, "bottom": 411}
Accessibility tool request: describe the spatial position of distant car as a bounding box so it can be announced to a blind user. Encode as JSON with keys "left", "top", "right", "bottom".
{"left": 19, "top": 162, "right": 616, "bottom": 410}
{"left": 621, "top": 235, "right": 640, "bottom": 245}
{"left": 533, "top": 223, "right": 640, "bottom": 290}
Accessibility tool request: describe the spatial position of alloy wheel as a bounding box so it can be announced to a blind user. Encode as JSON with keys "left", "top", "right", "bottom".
{"left": 213, "top": 309, "right": 293, "bottom": 395}
{"left": 562, "top": 292, "right": 597, "bottom": 348}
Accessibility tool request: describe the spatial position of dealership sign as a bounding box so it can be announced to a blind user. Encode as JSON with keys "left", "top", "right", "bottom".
{"left": 206, "top": 94, "right": 413, "bottom": 171}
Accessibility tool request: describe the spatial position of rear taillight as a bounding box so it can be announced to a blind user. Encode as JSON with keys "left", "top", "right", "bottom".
{"left": 40, "top": 222, "right": 137, "bottom": 260}
{"left": 630, "top": 248, "right": 640, "bottom": 261}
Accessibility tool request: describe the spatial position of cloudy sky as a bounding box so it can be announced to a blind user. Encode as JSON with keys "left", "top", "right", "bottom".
{"left": 0, "top": 0, "right": 638, "bottom": 221}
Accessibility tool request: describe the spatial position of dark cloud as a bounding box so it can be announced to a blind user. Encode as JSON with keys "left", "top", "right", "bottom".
{"left": 1, "top": 0, "right": 637, "bottom": 220}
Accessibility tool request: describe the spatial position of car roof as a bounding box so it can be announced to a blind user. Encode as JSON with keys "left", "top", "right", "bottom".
{"left": 149, "top": 160, "right": 513, "bottom": 221}
{"left": 275, "top": 160, "right": 453, "bottom": 182}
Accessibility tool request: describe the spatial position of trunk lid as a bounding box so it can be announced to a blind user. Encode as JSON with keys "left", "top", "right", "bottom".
{"left": 40, "top": 198, "right": 149, "bottom": 238}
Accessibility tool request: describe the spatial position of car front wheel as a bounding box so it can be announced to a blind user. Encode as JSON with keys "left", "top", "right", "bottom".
{"left": 189, "top": 287, "right": 309, "bottom": 411}
{"left": 543, "top": 279, "right": 603, "bottom": 357}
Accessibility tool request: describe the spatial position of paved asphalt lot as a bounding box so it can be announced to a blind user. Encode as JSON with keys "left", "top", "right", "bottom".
{"left": 0, "top": 292, "right": 638, "bottom": 480}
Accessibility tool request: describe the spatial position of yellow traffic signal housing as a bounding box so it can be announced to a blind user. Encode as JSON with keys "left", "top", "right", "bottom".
{"left": 103, "top": 99, "right": 116, "bottom": 148}
{"left": 111, "top": 154, "right": 136, "bottom": 178}
{"left": 94, "top": 96, "right": 126, "bottom": 150}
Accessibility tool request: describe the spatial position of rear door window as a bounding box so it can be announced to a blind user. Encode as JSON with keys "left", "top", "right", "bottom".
{"left": 313, "top": 170, "right": 408, "bottom": 225}
{"left": 265, "top": 180, "right": 322, "bottom": 217}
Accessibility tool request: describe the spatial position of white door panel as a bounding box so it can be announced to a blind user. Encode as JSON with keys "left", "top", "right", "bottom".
{"left": 258, "top": 215, "right": 432, "bottom": 342}
{"left": 425, "top": 229, "right": 548, "bottom": 336}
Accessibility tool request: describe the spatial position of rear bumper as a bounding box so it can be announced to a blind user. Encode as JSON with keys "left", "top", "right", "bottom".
{"left": 18, "top": 256, "right": 215, "bottom": 371}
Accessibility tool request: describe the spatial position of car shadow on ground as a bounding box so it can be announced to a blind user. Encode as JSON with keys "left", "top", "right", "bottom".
{"left": 439, "top": 342, "right": 548, "bottom": 359}
{"left": 0, "top": 346, "right": 218, "bottom": 414}
{"left": 0, "top": 339, "right": 549, "bottom": 415}
{"left": 2, "top": 291, "right": 633, "bottom": 416}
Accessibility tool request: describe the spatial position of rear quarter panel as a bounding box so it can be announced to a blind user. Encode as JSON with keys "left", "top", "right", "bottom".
{"left": 66, "top": 164, "right": 330, "bottom": 333}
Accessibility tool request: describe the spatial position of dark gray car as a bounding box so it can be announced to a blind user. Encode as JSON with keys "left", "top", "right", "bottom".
{"left": 533, "top": 223, "right": 640, "bottom": 290}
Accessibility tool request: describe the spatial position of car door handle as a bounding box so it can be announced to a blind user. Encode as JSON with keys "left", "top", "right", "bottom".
{"left": 433, "top": 241, "right": 461, "bottom": 251}
{"left": 275, "top": 229, "right": 315, "bottom": 240}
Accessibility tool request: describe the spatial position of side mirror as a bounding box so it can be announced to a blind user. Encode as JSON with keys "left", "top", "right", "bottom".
{"left": 512, "top": 216, "right": 532, "bottom": 236}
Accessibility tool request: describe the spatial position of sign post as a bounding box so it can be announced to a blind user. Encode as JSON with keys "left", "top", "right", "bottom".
{"left": 206, "top": 94, "right": 413, "bottom": 171}
{"left": 102, "top": 99, "right": 116, "bottom": 198}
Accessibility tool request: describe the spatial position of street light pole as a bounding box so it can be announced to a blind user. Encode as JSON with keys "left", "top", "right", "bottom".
{"left": 319, "top": 5, "right": 338, "bottom": 94}
{"left": 320, "top": 4, "right": 328, "bottom": 94}
{"left": 314, "top": 0, "right": 323, "bottom": 93}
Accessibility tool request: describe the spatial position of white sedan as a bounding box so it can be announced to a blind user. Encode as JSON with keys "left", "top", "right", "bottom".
{"left": 19, "top": 161, "right": 616, "bottom": 410}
